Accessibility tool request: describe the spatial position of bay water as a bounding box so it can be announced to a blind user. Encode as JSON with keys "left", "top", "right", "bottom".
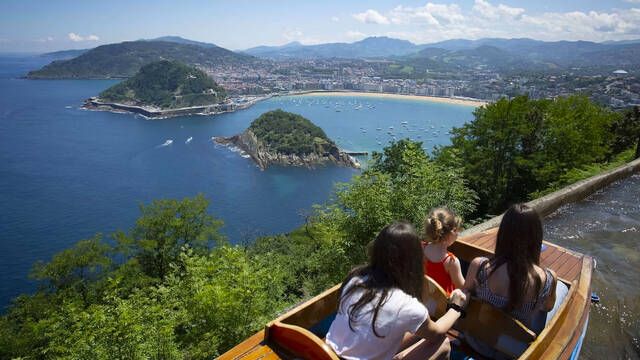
{"left": 0, "top": 56, "right": 474, "bottom": 308}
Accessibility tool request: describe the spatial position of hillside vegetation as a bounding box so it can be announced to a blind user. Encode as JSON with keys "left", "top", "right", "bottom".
{"left": 99, "top": 61, "right": 226, "bottom": 109}
{"left": 249, "top": 110, "right": 332, "bottom": 155}
{"left": 27, "top": 40, "right": 254, "bottom": 79}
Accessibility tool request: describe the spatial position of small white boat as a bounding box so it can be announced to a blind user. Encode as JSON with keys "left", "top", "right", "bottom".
{"left": 162, "top": 139, "right": 173, "bottom": 146}
{"left": 186, "top": 137, "right": 193, "bottom": 144}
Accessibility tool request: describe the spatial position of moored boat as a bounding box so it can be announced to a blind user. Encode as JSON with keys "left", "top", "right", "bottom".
{"left": 218, "top": 227, "right": 592, "bottom": 360}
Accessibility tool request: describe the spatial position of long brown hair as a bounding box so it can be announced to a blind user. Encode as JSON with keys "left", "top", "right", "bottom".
{"left": 338, "top": 222, "right": 424, "bottom": 337}
{"left": 490, "top": 203, "right": 543, "bottom": 311}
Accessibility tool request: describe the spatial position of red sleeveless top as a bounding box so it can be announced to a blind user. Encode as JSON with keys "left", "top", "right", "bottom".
{"left": 423, "top": 247, "right": 457, "bottom": 295}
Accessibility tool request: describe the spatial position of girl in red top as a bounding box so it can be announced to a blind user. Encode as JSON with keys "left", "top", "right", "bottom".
{"left": 423, "top": 208, "right": 465, "bottom": 295}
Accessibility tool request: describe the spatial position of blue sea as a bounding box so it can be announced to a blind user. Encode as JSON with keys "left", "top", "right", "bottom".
{"left": 0, "top": 55, "right": 475, "bottom": 309}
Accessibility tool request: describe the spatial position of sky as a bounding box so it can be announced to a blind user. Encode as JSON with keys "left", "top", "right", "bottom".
{"left": 1, "top": 0, "right": 639, "bottom": 53}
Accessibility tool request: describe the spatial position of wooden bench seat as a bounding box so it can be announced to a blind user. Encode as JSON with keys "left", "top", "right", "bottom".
{"left": 266, "top": 321, "right": 340, "bottom": 360}
{"left": 423, "top": 275, "right": 537, "bottom": 358}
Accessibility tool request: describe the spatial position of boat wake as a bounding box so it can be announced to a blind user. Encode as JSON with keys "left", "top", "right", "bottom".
{"left": 158, "top": 139, "right": 173, "bottom": 147}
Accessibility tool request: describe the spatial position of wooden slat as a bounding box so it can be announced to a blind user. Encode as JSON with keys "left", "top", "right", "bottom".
{"left": 540, "top": 247, "right": 563, "bottom": 267}
{"left": 563, "top": 263, "right": 582, "bottom": 282}
{"left": 475, "top": 235, "right": 496, "bottom": 249}
{"left": 449, "top": 240, "right": 493, "bottom": 263}
{"left": 540, "top": 246, "right": 561, "bottom": 264}
{"left": 276, "top": 284, "right": 339, "bottom": 328}
{"left": 218, "top": 330, "right": 270, "bottom": 360}
{"left": 555, "top": 256, "right": 581, "bottom": 280}
{"left": 547, "top": 250, "right": 571, "bottom": 270}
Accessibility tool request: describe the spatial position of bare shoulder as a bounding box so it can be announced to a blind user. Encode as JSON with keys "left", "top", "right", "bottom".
{"left": 444, "top": 254, "right": 461, "bottom": 269}
{"left": 470, "top": 256, "right": 488, "bottom": 268}
{"left": 533, "top": 264, "right": 554, "bottom": 281}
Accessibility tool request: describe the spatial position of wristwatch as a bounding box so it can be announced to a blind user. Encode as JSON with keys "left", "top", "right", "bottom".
{"left": 446, "top": 302, "right": 467, "bottom": 319}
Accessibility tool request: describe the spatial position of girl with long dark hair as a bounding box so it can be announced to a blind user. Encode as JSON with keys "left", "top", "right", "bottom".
{"left": 463, "top": 204, "right": 557, "bottom": 356}
{"left": 325, "top": 222, "right": 468, "bottom": 360}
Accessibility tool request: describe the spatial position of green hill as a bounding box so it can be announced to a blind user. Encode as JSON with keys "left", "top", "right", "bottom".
{"left": 27, "top": 40, "right": 254, "bottom": 79}
{"left": 98, "top": 61, "right": 226, "bottom": 109}
{"left": 249, "top": 110, "right": 333, "bottom": 155}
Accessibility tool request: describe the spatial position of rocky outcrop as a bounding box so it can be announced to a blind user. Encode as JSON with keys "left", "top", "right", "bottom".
{"left": 214, "top": 129, "right": 360, "bottom": 170}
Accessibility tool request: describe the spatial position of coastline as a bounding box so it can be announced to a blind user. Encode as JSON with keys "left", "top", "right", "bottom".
{"left": 82, "top": 94, "right": 272, "bottom": 119}
{"left": 291, "top": 90, "right": 487, "bottom": 107}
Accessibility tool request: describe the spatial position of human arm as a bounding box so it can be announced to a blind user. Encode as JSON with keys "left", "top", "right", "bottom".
{"left": 445, "top": 255, "right": 465, "bottom": 290}
{"left": 542, "top": 269, "right": 558, "bottom": 312}
{"left": 414, "top": 289, "right": 468, "bottom": 338}
{"left": 462, "top": 257, "right": 487, "bottom": 291}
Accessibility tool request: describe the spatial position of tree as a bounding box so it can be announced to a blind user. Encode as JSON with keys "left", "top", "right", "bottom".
{"left": 609, "top": 106, "right": 640, "bottom": 159}
{"left": 30, "top": 234, "right": 111, "bottom": 304}
{"left": 118, "top": 194, "right": 224, "bottom": 279}
{"left": 337, "top": 140, "right": 477, "bottom": 250}
{"left": 440, "top": 95, "right": 616, "bottom": 216}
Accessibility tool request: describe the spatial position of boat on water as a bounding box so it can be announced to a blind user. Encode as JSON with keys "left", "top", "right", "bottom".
{"left": 161, "top": 139, "right": 173, "bottom": 146}
{"left": 219, "top": 227, "right": 592, "bottom": 360}
{"left": 186, "top": 137, "right": 193, "bottom": 144}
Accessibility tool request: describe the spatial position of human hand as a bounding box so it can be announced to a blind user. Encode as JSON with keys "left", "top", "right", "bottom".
{"left": 449, "top": 289, "right": 468, "bottom": 308}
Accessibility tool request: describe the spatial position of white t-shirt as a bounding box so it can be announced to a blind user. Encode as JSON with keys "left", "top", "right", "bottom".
{"left": 325, "top": 276, "right": 429, "bottom": 360}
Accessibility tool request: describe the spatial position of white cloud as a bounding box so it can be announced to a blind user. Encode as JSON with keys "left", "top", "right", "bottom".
{"left": 346, "top": 1, "right": 640, "bottom": 44}
{"left": 331, "top": 16, "right": 340, "bottom": 22}
{"left": 472, "top": 0, "right": 524, "bottom": 20}
{"left": 390, "top": 3, "right": 464, "bottom": 25}
{"left": 353, "top": 9, "right": 390, "bottom": 25}
{"left": 68, "top": 32, "right": 100, "bottom": 42}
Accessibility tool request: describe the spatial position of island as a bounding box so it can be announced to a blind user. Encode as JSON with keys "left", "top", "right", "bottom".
{"left": 214, "top": 109, "right": 360, "bottom": 170}
{"left": 83, "top": 60, "right": 236, "bottom": 118}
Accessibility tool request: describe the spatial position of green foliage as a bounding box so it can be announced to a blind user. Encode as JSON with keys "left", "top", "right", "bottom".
{"left": 440, "top": 95, "right": 618, "bottom": 215}
{"left": 531, "top": 148, "right": 636, "bottom": 198}
{"left": 337, "top": 139, "right": 477, "bottom": 248}
{"left": 249, "top": 109, "right": 334, "bottom": 155}
{"left": 118, "top": 194, "right": 224, "bottom": 279}
{"left": 27, "top": 40, "right": 253, "bottom": 79}
{"left": 99, "top": 60, "right": 227, "bottom": 109}
{"left": 167, "top": 247, "right": 287, "bottom": 357}
{"left": 30, "top": 234, "right": 111, "bottom": 304}
{"left": 608, "top": 106, "right": 640, "bottom": 159}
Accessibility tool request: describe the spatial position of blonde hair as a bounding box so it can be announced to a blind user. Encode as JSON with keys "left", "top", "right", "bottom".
{"left": 424, "top": 207, "right": 462, "bottom": 243}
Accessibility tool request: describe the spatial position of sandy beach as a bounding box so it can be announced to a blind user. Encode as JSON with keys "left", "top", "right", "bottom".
{"left": 294, "top": 91, "right": 487, "bottom": 107}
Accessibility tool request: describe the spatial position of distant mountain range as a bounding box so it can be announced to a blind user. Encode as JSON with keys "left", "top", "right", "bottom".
{"left": 28, "top": 37, "right": 255, "bottom": 79}
{"left": 244, "top": 36, "right": 640, "bottom": 70}
{"left": 28, "top": 35, "right": 640, "bottom": 79}
{"left": 244, "top": 36, "right": 419, "bottom": 59}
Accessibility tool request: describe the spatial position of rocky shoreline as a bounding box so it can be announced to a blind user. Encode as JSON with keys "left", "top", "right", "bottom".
{"left": 214, "top": 130, "right": 360, "bottom": 170}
